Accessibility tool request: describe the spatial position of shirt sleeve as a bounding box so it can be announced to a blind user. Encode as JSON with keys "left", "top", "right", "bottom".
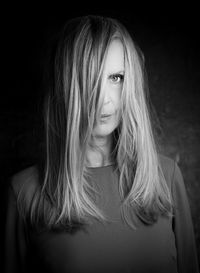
{"left": 4, "top": 183, "right": 28, "bottom": 273}
{"left": 172, "top": 161, "right": 199, "bottom": 273}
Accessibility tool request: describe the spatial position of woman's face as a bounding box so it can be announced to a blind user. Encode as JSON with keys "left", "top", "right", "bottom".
{"left": 93, "top": 39, "right": 124, "bottom": 138}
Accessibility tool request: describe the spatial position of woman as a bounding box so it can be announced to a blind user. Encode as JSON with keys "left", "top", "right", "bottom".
{"left": 5, "top": 15, "right": 199, "bottom": 273}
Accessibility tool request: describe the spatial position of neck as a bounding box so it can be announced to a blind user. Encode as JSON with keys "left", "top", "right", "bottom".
{"left": 86, "top": 135, "right": 114, "bottom": 167}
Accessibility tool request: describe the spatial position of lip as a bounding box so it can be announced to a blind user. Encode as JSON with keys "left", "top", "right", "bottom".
{"left": 101, "top": 112, "right": 114, "bottom": 117}
{"left": 100, "top": 114, "right": 113, "bottom": 122}
{"left": 101, "top": 114, "right": 112, "bottom": 118}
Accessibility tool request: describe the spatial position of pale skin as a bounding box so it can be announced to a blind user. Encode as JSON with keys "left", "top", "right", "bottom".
{"left": 86, "top": 40, "right": 125, "bottom": 167}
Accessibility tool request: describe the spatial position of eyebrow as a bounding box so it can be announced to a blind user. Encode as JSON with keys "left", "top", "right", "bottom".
{"left": 108, "top": 70, "right": 125, "bottom": 75}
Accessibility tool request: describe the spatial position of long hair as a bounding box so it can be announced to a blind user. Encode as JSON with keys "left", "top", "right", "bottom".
{"left": 19, "top": 15, "right": 173, "bottom": 231}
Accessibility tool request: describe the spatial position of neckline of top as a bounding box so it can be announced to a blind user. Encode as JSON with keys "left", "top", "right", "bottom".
{"left": 87, "top": 163, "right": 115, "bottom": 169}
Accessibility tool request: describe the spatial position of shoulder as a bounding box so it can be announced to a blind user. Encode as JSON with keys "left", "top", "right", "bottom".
{"left": 158, "top": 153, "right": 176, "bottom": 177}
{"left": 158, "top": 153, "right": 186, "bottom": 195}
{"left": 10, "top": 165, "right": 40, "bottom": 204}
{"left": 157, "top": 153, "right": 176, "bottom": 189}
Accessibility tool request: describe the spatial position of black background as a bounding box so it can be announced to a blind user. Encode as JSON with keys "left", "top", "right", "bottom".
{"left": 1, "top": 2, "right": 200, "bottom": 270}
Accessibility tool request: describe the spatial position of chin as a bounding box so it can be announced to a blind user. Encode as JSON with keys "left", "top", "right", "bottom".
{"left": 93, "top": 120, "right": 119, "bottom": 137}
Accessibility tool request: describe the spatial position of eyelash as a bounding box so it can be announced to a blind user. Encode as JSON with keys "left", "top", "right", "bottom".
{"left": 109, "top": 74, "right": 124, "bottom": 84}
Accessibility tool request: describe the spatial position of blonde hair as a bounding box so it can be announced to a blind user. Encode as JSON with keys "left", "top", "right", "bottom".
{"left": 20, "top": 15, "right": 173, "bottom": 231}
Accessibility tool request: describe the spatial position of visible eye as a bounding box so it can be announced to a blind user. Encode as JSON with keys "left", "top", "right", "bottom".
{"left": 109, "top": 74, "right": 124, "bottom": 84}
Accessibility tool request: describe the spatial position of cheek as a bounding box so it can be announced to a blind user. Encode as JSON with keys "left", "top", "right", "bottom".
{"left": 111, "top": 89, "right": 121, "bottom": 110}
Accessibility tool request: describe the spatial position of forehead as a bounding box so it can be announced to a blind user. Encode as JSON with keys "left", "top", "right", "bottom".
{"left": 104, "top": 40, "right": 124, "bottom": 73}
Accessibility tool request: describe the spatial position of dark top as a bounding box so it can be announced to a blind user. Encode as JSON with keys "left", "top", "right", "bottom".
{"left": 4, "top": 154, "right": 199, "bottom": 273}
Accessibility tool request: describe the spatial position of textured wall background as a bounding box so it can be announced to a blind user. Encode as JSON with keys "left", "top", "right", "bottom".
{"left": 1, "top": 3, "right": 199, "bottom": 269}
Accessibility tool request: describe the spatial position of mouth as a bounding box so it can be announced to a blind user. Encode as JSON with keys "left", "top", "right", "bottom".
{"left": 101, "top": 111, "right": 114, "bottom": 117}
{"left": 101, "top": 114, "right": 112, "bottom": 118}
{"left": 100, "top": 113, "right": 113, "bottom": 122}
